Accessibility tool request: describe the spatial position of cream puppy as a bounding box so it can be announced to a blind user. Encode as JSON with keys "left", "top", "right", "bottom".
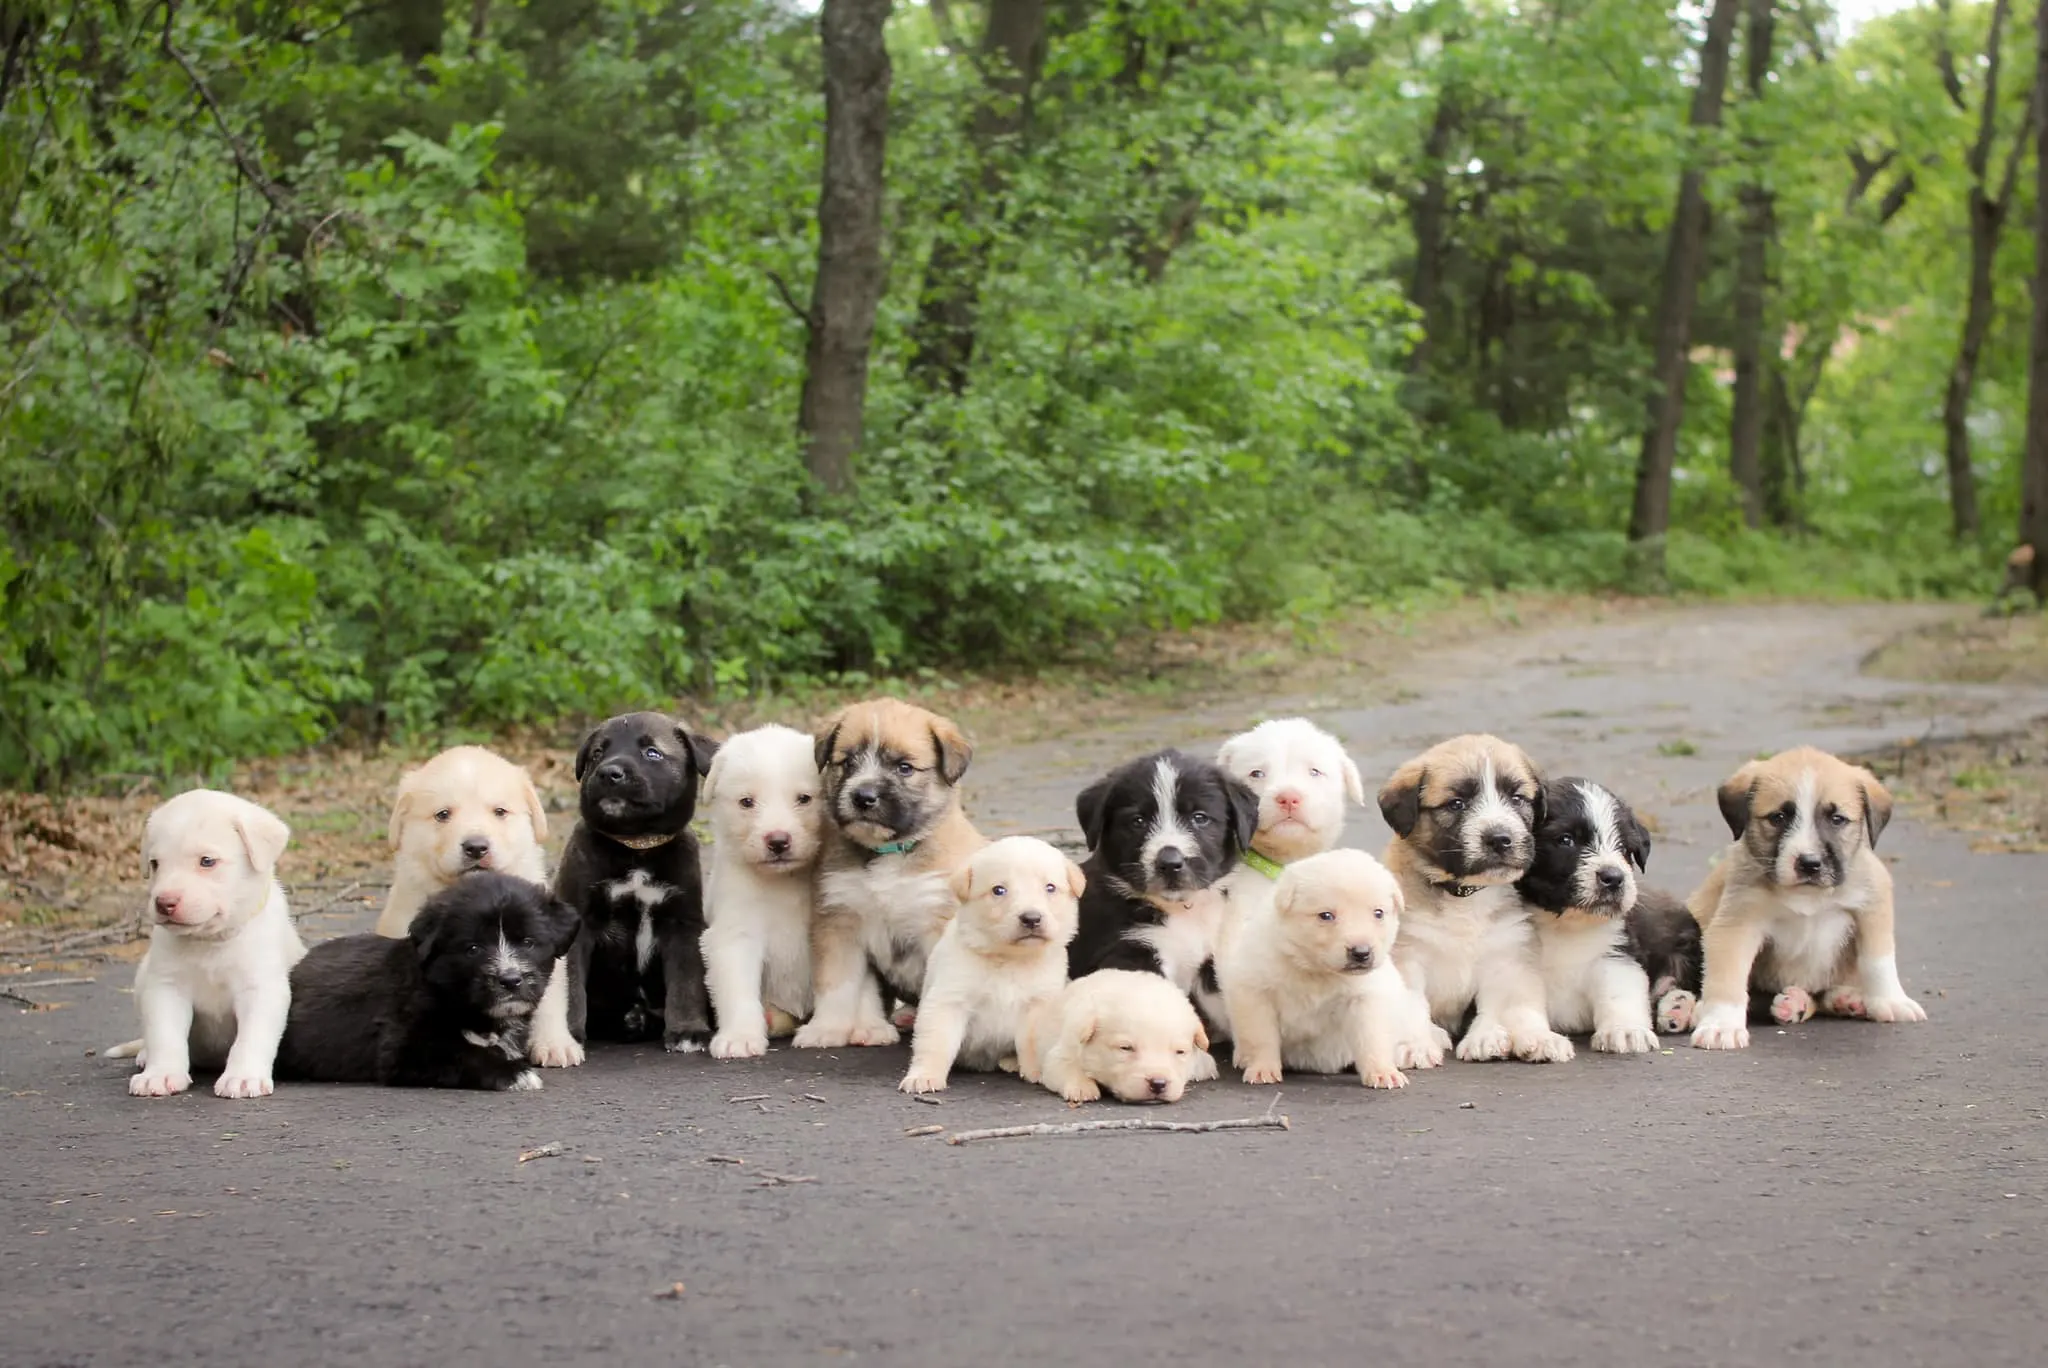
{"left": 1216, "top": 848, "right": 1410, "bottom": 1088}
{"left": 700, "top": 725, "right": 825, "bottom": 1059}
{"left": 373, "top": 746, "right": 579, "bottom": 1068}
{"left": 107, "top": 791, "right": 305, "bottom": 1098}
{"left": 1019, "top": 969, "right": 1209, "bottom": 1104}
{"left": 899, "top": 838, "right": 1084, "bottom": 1094}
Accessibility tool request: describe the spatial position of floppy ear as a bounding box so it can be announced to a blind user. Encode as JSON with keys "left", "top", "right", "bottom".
{"left": 1192, "top": 1020, "right": 1210, "bottom": 1052}
{"left": 1621, "top": 810, "right": 1652, "bottom": 873}
{"left": 929, "top": 719, "right": 974, "bottom": 786}
{"left": 233, "top": 803, "right": 292, "bottom": 876}
{"left": 812, "top": 713, "right": 845, "bottom": 776}
{"left": 1214, "top": 734, "right": 1243, "bottom": 776}
{"left": 407, "top": 907, "right": 442, "bottom": 963}
{"left": 1388, "top": 878, "right": 1406, "bottom": 920}
{"left": 1860, "top": 772, "right": 1894, "bottom": 848}
{"left": 677, "top": 725, "right": 719, "bottom": 778}
{"left": 520, "top": 771, "right": 548, "bottom": 845}
{"left": 1075, "top": 775, "right": 1113, "bottom": 853}
{"left": 948, "top": 861, "right": 979, "bottom": 904}
{"left": 572, "top": 727, "right": 603, "bottom": 783}
{"left": 699, "top": 747, "right": 726, "bottom": 805}
{"left": 1716, "top": 762, "right": 1762, "bottom": 840}
{"left": 1340, "top": 753, "right": 1366, "bottom": 807}
{"left": 1377, "top": 761, "right": 1425, "bottom": 838}
{"left": 387, "top": 772, "right": 421, "bottom": 851}
{"left": 543, "top": 898, "right": 582, "bottom": 958}
{"left": 1270, "top": 876, "right": 1296, "bottom": 917}
{"left": 1223, "top": 774, "right": 1260, "bottom": 857}
{"left": 1076, "top": 1011, "right": 1099, "bottom": 1046}
{"left": 1063, "top": 857, "right": 1087, "bottom": 900}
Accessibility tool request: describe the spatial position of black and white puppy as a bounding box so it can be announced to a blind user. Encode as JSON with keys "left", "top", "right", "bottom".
{"left": 553, "top": 711, "right": 719, "bottom": 1053}
{"left": 1067, "top": 749, "right": 1259, "bottom": 1028}
{"left": 276, "top": 873, "right": 580, "bottom": 1091}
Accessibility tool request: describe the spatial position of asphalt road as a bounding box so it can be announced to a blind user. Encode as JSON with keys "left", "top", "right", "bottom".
{"left": 6, "top": 603, "right": 2047, "bottom": 1367}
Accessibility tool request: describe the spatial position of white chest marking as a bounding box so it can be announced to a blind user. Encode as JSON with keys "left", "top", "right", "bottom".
{"left": 604, "top": 869, "right": 671, "bottom": 973}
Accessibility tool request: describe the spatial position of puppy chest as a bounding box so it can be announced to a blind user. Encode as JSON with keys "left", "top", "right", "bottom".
{"left": 1757, "top": 905, "right": 1858, "bottom": 989}
{"left": 602, "top": 869, "right": 679, "bottom": 972}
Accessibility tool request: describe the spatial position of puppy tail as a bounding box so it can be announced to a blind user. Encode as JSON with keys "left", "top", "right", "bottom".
{"left": 104, "top": 1037, "right": 145, "bottom": 1059}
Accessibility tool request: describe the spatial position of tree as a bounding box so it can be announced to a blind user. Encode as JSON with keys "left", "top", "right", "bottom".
{"left": 2024, "top": 0, "right": 2048, "bottom": 593}
{"left": 796, "top": 0, "right": 895, "bottom": 496}
{"left": 1628, "top": 0, "right": 1741, "bottom": 570}
{"left": 1729, "top": 0, "right": 1776, "bottom": 529}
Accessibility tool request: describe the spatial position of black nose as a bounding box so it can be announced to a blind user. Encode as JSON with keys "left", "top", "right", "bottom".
{"left": 1146, "top": 1077, "right": 1169, "bottom": 1096}
{"left": 1346, "top": 945, "right": 1375, "bottom": 969}
{"left": 495, "top": 969, "right": 524, "bottom": 989}
{"left": 460, "top": 836, "right": 490, "bottom": 861}
{"left": 1794, "top": 853, "right": 1824, "bottom": 878}
{"left": 1483, "top": 829, "right": 1515, "bottom": 855}
{"left": 765, "top": 832, "right": 792, "bottom": 855}
{"left": 1154, "top": 846, "right": 1186, "bottom": 872}
{"left": 851, "top": 785, "right": 880, "bottom": 811}
{"left": 598, "top": 763, "right": 627, "bottom": 786}
{"left": 1597, "top": 866, "right": 1626, "bottom": 890}
{"left": 1019, "top": 910, "right": 1043, "bottom": 929}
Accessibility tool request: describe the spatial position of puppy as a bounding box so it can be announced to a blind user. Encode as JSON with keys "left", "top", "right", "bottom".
{"left": 553, "top": 712, "right": 719, "bottom": 1053}
{"left": 1215, "top": 848, "right": 1410, "bottom": 1088}
{"left": 1689, "top": 747, "right": 1925, "bottom": 1050}
{"left": 1516, "top": 778, "right": 1660, "bottom": 1054}
{"left": 700, "top": 725, "right": 825, "bottom": 1059}
{"left": 1019, "top": 969, "right": 1210, "bottom": 1104}
{"left": 1378, "top": 734, "right": 1572, "bottom": 1064}
{"left": 276, "top": 873, "right": 580, "bottom": 1091}
{"left": 1627, "top": 890, "right": 1705, "bottom": 1034}
{"left": 108, "top": 791, "right": 303, "bottom": 1099}
{"left": 1216, "top": 717, "right": 1366, "bottom": 869}
{"left": 899, "top": 838, "right": 1085, "bottom": 1094}
{"left": 373, "top": 745, "right": 579, "bottom": 1069}
{"left": 793, "top": 698, "right": 987, "bottom": 1050}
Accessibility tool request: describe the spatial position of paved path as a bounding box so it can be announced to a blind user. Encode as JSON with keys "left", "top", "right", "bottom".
{"left": 7, "top": 604, "right": 2047, "bottom": 1367}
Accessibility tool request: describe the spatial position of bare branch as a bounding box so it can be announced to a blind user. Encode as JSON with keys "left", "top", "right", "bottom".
{"left": 1846, "top": 147, "right": 1897, "bottom": 204}
{"left": 1877, "top": 168, "right": 1917, "bottom": 223}
{"left": 1936, "top": 0, "right": 1968, "bottom": 113}
{"left": 1993, "top": 77, "right": 2039, "bottom": 212}
{"left": 766, "top": 269, "right": 815, "bottom": 331}
{"left": 943, "top": 1114, "right": 1292, "bottom": 1145}
{"left": 1965, "top": 0, "right": 2014, "bottom": 185}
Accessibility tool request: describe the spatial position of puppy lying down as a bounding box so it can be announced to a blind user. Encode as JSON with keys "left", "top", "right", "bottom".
{"left": 1019, "top": 969, "right": 1211, "bottom": 1105}
{"left": 277, "top": 873, "right": 580, "bottom": 1091}
{"left": 900, "top": 837, "right": 1084, "bottom": 1094}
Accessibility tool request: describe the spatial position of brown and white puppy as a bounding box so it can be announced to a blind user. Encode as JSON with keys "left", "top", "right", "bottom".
{"left": 1215, "top": 848, "right": 1410, "bottom": 1089}
{"left": 793, "top": 698, "right": 988, "bottom": 1049}
{"left": 1019, "top": 969, "right": 1210, "bottom": 1104}
{"left": 373, "top": 746, "right": 579, "bottom": 1068}
{"left": 899, "top": 838, "right": 1084, "bottom": 1093}
{"left": 1379, "top": 734, "right": 1572, "bottom": 1065}
{"left": 1689, "top": 746, "right": 1925, "bottom": 1050}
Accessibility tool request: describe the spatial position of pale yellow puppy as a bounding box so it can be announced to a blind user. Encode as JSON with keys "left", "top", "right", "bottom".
{"left": 1019, "top": 969, "right": 1209, "bottom": 1104}
{"left": 899, "top": 837, "right": 1084, "bottom": 1094}
{"left": 1216, "top": 848, "right": 1410, "bottom": 1089}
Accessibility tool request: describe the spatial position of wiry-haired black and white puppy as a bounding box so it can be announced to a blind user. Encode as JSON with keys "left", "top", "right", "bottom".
{"left": 1516, "top": 778, "right": 1663, "bottom": 1054}
{"left": 553, "top": 711, "right": 719, "bottom": 1054}
{"left": 276, "top": 873, "right": 580, "bottom": 1091}
{"left": 1067, "top": 750, "right": 1259, "bottom": 1051}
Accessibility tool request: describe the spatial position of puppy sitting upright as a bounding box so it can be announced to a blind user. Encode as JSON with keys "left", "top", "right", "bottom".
{"left": 1689, "top": 746, "right": 1925, "bottom": 1050}
{"left": 553, "top": 712, "right": 718, "bottom": 1053}
{"left": 1516, "top": 777, "right": 1659, "bottom": 1055}
{"left": 1379, "top": 734, "right": 1572, "bottom": 1065}
{"left": 793, "top": 698, "right": 987, "bottom": 1050}
{"left": 1215, "top": 848, "right": 1410, "bottom": 1089}
{"left": 899, "top": 837, "right": 1084, "bottom": 1094}
{"left": 700, "top": 724, "right": 825, "bottom": 1059}
{"left": 1216, "top": 717, "right": 1366, "bottom": 873}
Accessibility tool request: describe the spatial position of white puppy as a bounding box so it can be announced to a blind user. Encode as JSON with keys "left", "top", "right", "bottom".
{"left": 107, "top": 790, "right": 305, "bottom": 1099}
{"left": 700, "top": 725, "right": 825, "bottom": 1059}
{"left": 1216, "top": 848, "right": 1410, "bottom": 1088}
{"left": 1019, "top": 969, "right": 1210, "bottom": 1104}
{"left": 373, "top": 746, "right": 578, "bottom": 1068}
{"left": 899, "top": 837, "right": 1083, "bottom": 1094}
{"left": 1216, "top": 717, "right": 1366, "bottom": 869}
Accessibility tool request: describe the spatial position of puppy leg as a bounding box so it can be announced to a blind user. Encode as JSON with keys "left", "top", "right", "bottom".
{"left": 660, "top": 923, "right": 714, "bottom": 1054}
{"left": 1392, "top": 964, "right": 1448, "bottom": 1070}
{"left": 526, "top": 958, "right": 585, "bottom": 1068}
{"left": 214, "top": 981, "right": 290, "bottom": 1099}
{"left": 1690, "top": 913, "right": 1769, "bottom": 1049}
{"left": 1588, "top": 957, "right": 1656, "bottom": 1055}
{"left": 1769, "top": 985, "right": 1817, "bottom": 1024}
{"left": 1468, "top": 956, "right": 1572, "bottom": 1064}
{"left": 792, "top": 912, "right": 898, "bottom": 1049}
{"left": 1224, "top": 986, "right": 1285, "bottom": 1086}
{"left": 705, "top": 925, "right": 772, "bottom": 1060}
{"left": 1850, "top": 888, "right": 1928, "bottom": 1024}
{"left": 130, "top": 981, "right": 195, "bottom": 1098}
{"left": 1037, "top": 1043, "right": 1101, "bottom": 1105}
{"left": 1349, "top": 978, "right": 1410, "bottom": 1089}
{"left": 1650, "top": 976, "right": 1697, "bottom": 1034}
{"left": 899, "top": 997, "right": 970, "bottom": 1094}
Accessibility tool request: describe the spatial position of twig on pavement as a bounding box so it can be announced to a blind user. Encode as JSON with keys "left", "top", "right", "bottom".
{"left": 944, "top": 1114, "right": 1291, "bottom": 1145}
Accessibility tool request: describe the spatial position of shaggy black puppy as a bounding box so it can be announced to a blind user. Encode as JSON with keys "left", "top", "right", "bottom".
{"left": 276, "top": 873, "right": 580, "bottom": 1091}
{"left": 554, "top": 710, "right": 719, "bottom": 1052}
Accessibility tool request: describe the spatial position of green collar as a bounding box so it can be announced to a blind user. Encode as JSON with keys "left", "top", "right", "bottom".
{"left": 1241, "top": 850, "right": 1285, "bottom": 880}
{"left": 869, "top": 839, "right": 918, "bottom": 857}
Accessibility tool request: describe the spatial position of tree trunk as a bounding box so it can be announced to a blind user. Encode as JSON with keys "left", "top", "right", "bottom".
{"left": 1728, "top": 0, "right": 1776, "bottom": 529}
{"left": 907, "top": 0, "right": 1047, "bottom": 395}
{"left": 2022, "top": 0, "right": 2048, "bottom": 594}
{"left": 1627, "top": 0, "right": 1741, "bottom": 570}
{"left": 797, "top": 0, "right": 894, "bottom": 497}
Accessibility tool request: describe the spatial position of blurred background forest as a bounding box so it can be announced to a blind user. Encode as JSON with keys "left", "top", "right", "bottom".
{"left": 3, "top": 0, "right": 2045, "bottom": 789}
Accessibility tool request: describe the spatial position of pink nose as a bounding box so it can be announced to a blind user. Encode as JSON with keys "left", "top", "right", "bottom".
{"left": 1273, "top": 790, "right": 1303, "bottom": 815}
{"left": 154, "top": 892, "right": 183, "bottom": 918}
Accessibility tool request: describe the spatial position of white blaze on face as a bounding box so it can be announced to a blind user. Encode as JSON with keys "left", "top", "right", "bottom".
{"left": 1777, "top": 766, "right": 1822, "bottom": 884}
{"left": 1460, "top": 756, "right": 1521, "bottom": 870}
{"left": 1139, "top": 757, "right": 1196, "bottom": 884}
{"left": 1573, "top": 781, "right": 1636, "bottom": 911}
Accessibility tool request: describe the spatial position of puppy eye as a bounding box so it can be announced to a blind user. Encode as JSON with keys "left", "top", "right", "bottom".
{"left": 738, "top": 797, "right": 756, "bottom": 809}
{"left": 434, "top": 808, "right": 452, "bottom": 823}
{"left": 1766, "top": 810, "right": 1790, "bottom": 828}
{"left": 1828, "top": 811, "right": 1851, "bottom": 828}
{"left": 1446, "top": 798, "right": 1466, "bottom": 812}
{"left": 643, "top": 747, "right": 664, "bottom": 762}
{"left": 992, "top": 885, "right": 1007, "bottom": 897}
{"left": 1131, "top": 813, "right": 1147, "bottom": 828}
{"left": 1316, "top": 910, "right": 1336, "bottom": 922}
{"left": 1188, "top": 811, "right": 1211, "bottom": 827}
{"left": 795, "top": 793, "right": 813, "bottom": 806}
{"left": 1556, "top": 834, "right": 1574, "bottom": 849}
{"left": 896, "top": 760, "right": 916, "bottom": 777}
{"left": 198, "top": 855, "right": 219, "bottom": 869}
{"left": 520, "top": 936, "right": 534, "bottom": 948}
{"left": 1045, "top": 882, "right": 1057, "bottom": 895}
{"left": 1308, "top": 767, "right": 1323, "bottom": 778}
{"left": 493, "top": 807, "right": 510, "bottom": 819}
{"left": 1118, "top": 1043, "right": 1135, "bottom": 1053}
{"left": 1248, "top": 769, "right": 1265, "bottom": 780}
{"left": 147, "top": 859, "right": 158, "bottom": 873}
{"left": 1374, "top": 908, "right": 1385, "bottom": 920}
{"left": 466, "top": 943, "right": 480, "bottom": 955}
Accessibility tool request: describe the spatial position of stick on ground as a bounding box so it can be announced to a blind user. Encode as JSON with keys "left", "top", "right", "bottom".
{"left": 944, "top": 1114, "right": 1291, "bottom": 1145}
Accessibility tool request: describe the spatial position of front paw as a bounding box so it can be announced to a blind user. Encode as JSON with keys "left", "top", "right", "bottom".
{"left": 1513, "top": 1029, "right": 1575, "bottom": 1064}
{"left": 791, "top": 1020, "right": 849, "bottom": 1050}
{"left": 1241, "top": 1060, "right": 1284, "bottom": 1086}
{"left": 898, "top": 1070, "right": 948, "bottom": 1094}
{"left": 663, "top": 1028, "right": 711, "bottom": 1055}
{"left": 1360, "top": 1064, "right": 1408, "bottom": 1089}
{"left": 764, "top": 1007, "right": 800, "bottom": 1038}
{"left": 528, "top": 1032, "right": 585, "bottom": 1069}
{"left": 1455, "top": 1022, "right": 1512, "bottom": 1062}
{"left": 130, "top": 1070, "right": 191, "bottom": 1097}
{"left": 1188, "top": 1048, "right": 1219, "bottom": 1082}
{"left": 507, "top": 1069, "right": 543, "bottom": 1091}
{"left": 213, "top": 1072, "right": 274, "bottom": 1099}
{"left": 846, "top": 1019, "right": 901, "bottom": 1048}
{"left": 1590, "top": 1025, "right": 1656, "bottom": 1055}
{"left": 1864, "top": 993, "right": 1928, "bottom": 1024}
{"left": 1691, "top": 1003, "right": 1750, "bottom": 1050}
{"left": 1060, "top": 1077, "right": 1102, "bottom": 1104}
{"left": 1770, "top": 986, "right": 1816, "bottom": 1025}
{"left": 711, "top": 1029, "right": 770, "bottom": 1060}
{"left": 890, "top": 1004, "right": 918, "bottom": 1032}
{"left": 1819, "top": 984, "right": 1865, "bottom": 1018}
{"left": 1654, "top": 988, "right": 1697, "bottom": 1034}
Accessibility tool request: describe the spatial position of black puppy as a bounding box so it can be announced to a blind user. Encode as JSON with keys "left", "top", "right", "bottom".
{"left": 276, "top": 873, "right": 580, "bottom": 1091}
{"left": 1068, "top": 749, "right": 1259, "bottom": 999}
{"left": 554, "top": 710, "right": 718, "bottom": 1053}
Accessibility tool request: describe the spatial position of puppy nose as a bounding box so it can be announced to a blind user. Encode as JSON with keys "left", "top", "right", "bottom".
{"left": 1794, "top": 853, "right": 1824, "bottom": 879}
{"left": 598, "top": 763, "right": 627, "bottom": 786}
{"left": 764, "top": 832, "right": 792, "bottom": 856}
{"left": 153, "top": 892, "right": 182, "bottom": 916}
{"left": 1483, "top": 829, "right": 1515, "bottom": 856}
{"left": 496, "top": 968, "right": 525, "bottom": 989}
{"left": 1346, "top": 945, "right": 1375, "bottom": 969}
{"left": 1596, "top": 866, "right": 1626, "bottom": 891}
{"left": 1274, "top": 790, "right": 1302, "bottom": 814}
{"left": 851, "top": 785, "right": 881, "bottom": 811}
{"left": 460, "top": 836, "right": 490, "bottom": 861}
{"left": 1146, "top": 1076, "right": 1169, "bottom": 1096}
{"left": 1154, "top": 846, "right": 1186, "bottom": 872}
{"left": 1019, "top": 910, "right": 1043, "bottom": 930}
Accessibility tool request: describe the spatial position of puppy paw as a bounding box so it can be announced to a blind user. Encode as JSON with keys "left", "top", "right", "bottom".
{"left": 710, "top": 1029, "right": 770, "bottom": 1060}
{"left": 1590, "top": 1025, "right": 1656, "bottom": 1055}
{"left": 508, "top": 1069, "right": 543, "bottom": 1091}
{"left": 130, "top": 1070, "right": 191, "bottom": 1098}
{"left": 1770, "top": 987, "right": 1816, "bottom": 1025}
{"left": 1060, "top": 1077, "right": 1102, "bottom": 1104}
{"left": 847, "top": 1019, "right": 901, "bottom": 1048}
{"left": 663, "top": 1028, "right": 711, "bottom": 1055}
{"left": 763, "top": 1007, "right": 800, "bottom": 1038}
{"left": 1188, "top": 1049, "right": 1220, "bottom": 1083}
{"left": 1654, "top": 988, "right": 1697, "bottom": 1034}
{"left": 1241, "top": 1062, "right": 1284, "bottom": 1086}
{"left": 1455, "top": 1022, "right": 1512, "bottom": 1062}
{"left": 1691, "top": 1004, "right": 1750, "bottom": 1050}
{"left": 213, "top": 1072, "right": 274, "bottom": 1099}
{"left": 1513, "top": 1030, "right": 1575, "bottom": 1064}
{"left": 898, "top": 1070, "right": 948, "bottom": 1095}
{"left": 527, "top": 1033, "right": 585, "bottom": 1069}
{"left": 997, "top": 1054, "right": 1019, "bottom": 1074}
{"left": 1360, "top": 1064, "right": 1408, "bottom": 1090}
{"left": 890, "top": 1004, "right": 918, "bottom": 1032}
{"left": 791, "top": 1020, "right": 849, "bottom": 1050}
{"left": 1863, "top": 993, "right": 1928, "bottom": 1024}
{"left": 1819, "top": 985, "right": 1866, "bottom": 1018}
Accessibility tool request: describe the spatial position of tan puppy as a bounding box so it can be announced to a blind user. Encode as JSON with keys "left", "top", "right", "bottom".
{"left": 1378, "top": 734, "right": 1572, "bottom": 1066}
{"left": 374, "top": 746, "right": 578, "bottom": 1067}
{"left": 1689, "top": 746, "right": 1925, "bottom": 1050}
{"left": 1216, "top": 848, "right": 1410, "bottom": 1089}
{"left": 1019, "top": 969, "right": 1209, "bottom": 1104}
{"left": 794, "top": 698, "right": 988, "bottom": 1049}
{"left": 899, "top": 838, "right": 1084, "bottom": 1093}
{"left": 107, "top": 791, "right": 305, "bottom": 1098}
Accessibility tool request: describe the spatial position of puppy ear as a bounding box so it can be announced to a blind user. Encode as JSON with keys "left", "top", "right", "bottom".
{"left": 948, "top": 861, "right": 978, "bottom": 904}
{"left": 1192, "top": 1020, "right": 1210, "bottom": 1052}
{"left": 812, "top": 713, "right": 845, "bottom": 776}
{"left": 1860, "top": 772, "right": 1895, "bottom": 849}
{"left": 1224, "top": 774, "right": 1260, "bottom": 858}
{"left": 1270, "top": 876, "right": 1296, "bottom": 917}
{"left": 1622, "top": 810, "right": 1652, "bottom": 873}
{"left": 929, "top": 719, "right": 974, "bottom": 786}
{"left": 233, "top": 803, "right": 292, "bottom": 876}
{"left": 676, "top": 725, "right": 719, "bottom": 778}
{"left": 1340, "top": 753, "right": 1366, "bottom": 807}
{"left": 1076, "top": 1011, "right": 1098, "bottom": 1046}
{"left": 408, "top": 907, "right": 442, "bottom": 962}
{"left": 1063, "top": 857, "right": 1087, "bottom": 900}
{"left": 699, "top": 747, "right": 725, "bottom": 805}
{"left": 387, "top": 774, "right": 418, "bottom": 851}
{"left": 572, "top": 727, "right": 602, "bottom": 783}
{"left": 1716, "top": 762, "right": 1761, "bottom": 840}
{"left": 1075, "top": 775, "right": 1113, "bottom": 854}
{"left": 1215, "top": 734, "right": 1242, "bottom": 776}
{"left": 544, "top": 898, "right": 582, "bottom": 957}
{"left": 1377, "top": 762, "right": 1425, "bottom": 838}
{"left": 520, "top": 771, "right": 548, "bottom": 845}
{"left": 1528, "top": 776, "right": 1548, "bottom": 831}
